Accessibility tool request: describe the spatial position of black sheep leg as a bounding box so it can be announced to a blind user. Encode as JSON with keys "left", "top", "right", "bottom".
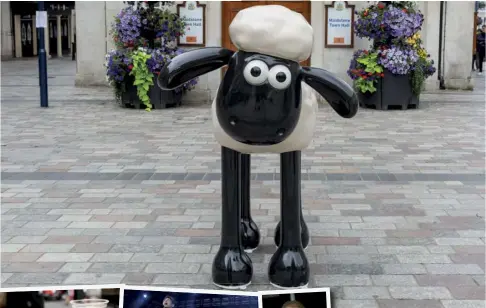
{"left": 240, "top": 153, "right": 261, "bottom": 252}
{"left": 273, "top": 199, "right": 309, "bottom": 249}
{"left": 268, "top": 150, "right": 309, "bottom": 288}
{"left": 212, "top": 147, "right": 253, "bottom": 289}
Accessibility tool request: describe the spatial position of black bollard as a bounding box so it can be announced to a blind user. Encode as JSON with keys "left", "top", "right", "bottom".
{"left": 37, "top": 1, "right": 48, "bottom": 108}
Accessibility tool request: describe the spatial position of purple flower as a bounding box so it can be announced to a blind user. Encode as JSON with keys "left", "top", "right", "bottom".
{"left": 382, "top": 6, "right": 423, "bottom": 38}
{"left": 113, "top": 7, "right": 141, "bottom": 45}
{"left": 378, "top": 45, "right": 418, "bottom": 75}
{"left": 104, "top": 49, "right": 132, "bottom": 84}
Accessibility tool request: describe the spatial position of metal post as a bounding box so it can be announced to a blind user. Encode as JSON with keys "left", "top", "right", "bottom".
{"left": 37, "top": 1, "right": 48, "bottom": 107}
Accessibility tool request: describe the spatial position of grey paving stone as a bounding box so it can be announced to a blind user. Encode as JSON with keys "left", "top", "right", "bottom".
{"left": 37, "top": 253, "right": 94, "bottom": 262}
{"left": 371, "top": 275, "right": 418, "bottom": 286}
{"left": 344, "top": 286, "right": 391, "bottom": 299}
{"left": 58, "top": 263, "right": 92, "bottom": 273}
{"left": 389, "top": 286, "right": 453, "bottom": 300}
{"left": 2, "top": 262, "right": 64, "bottom": 273}
{"left": 441, "top": 300, "right": 486, "bottom": 308}
{"left": 89, "top": 253, "right": 133, "bottom": 262}
{"left": 129, "top": 253, "right": 185, "bottom": 263}
{"left": 313, "top": 274, "right": 372, "bottom": 286}
{"left": 152, "top": 274, "right": 211, "bottom": 285}
{"left": 5, "top": 273, "right": 69, "bottom": 285}
{"left": 334, "top": 299, "right": 379, "bottom": 308}
{"left": 88, "top": 262, "right": 146, "bottom": 273}
{"left": 21, "top": 244, "right": 75, "bottom": 253}
{"left": 383, "top": 264, "right": 428, "bottom": 275}
{"left": 63, "top": 273, "right": 125, "bottom": 284}
{"left": 425, "top": 264, "right": 484, "bottom": 275}
{"left": 377, "top": 299, "right": 444, "bottom": 308}
{"left": 122, "top": 273, "right": 155, "bottom": 284}
{"left": 145, "top": 263, "right": 200, "bottom": 274}
{"left": 109, "top": 244, "right": 161, "bottom": 253}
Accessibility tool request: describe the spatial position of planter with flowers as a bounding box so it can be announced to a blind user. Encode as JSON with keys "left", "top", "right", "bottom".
{"left": 347, "top": 1, "right": 436, "bottom": 110}
{"left": 104, "top": 1, "right": 198, "bottom": 111}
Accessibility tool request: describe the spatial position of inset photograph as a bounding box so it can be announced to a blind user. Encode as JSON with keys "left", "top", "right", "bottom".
{"left": 261, "top": 288, "right": 330, "bottom": 308}
{"left": 123, "top": 286, "right": 259, "bottom": 308}
{"left": 0, "top": 286, "right": 121, "bottom": 308}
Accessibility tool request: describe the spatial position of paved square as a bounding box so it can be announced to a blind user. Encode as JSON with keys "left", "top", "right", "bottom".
{"left": 1, "top": 59, "right": 485, "bottom": 307}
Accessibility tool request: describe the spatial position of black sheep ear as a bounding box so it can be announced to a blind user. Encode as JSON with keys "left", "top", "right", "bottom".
{"left": 300, "top": 67, "right": 358, "bottom": 118}
{"left": 157, "top": 47, "right": 235, "bottom": 90}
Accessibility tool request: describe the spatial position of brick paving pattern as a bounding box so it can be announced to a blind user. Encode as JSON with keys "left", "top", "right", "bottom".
{"left": 1, "top": 59, "right": 485, "bottom": 308}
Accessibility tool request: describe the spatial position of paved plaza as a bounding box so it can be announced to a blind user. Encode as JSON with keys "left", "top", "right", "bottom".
{"left": 1, "top": 59, "right": 485, "bottom": 308}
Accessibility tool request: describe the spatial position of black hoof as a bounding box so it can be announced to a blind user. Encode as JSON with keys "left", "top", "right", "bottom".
{"left": 212, "top": 247, "right": 253, "bottom": 288}
{"left": 241, "top": 218, "right": 260, "bottom": 252}
{"left": 274, "top": 219, "right": 309, "bottom": 249}
{"left": 268, "top": 247, "right": 309, "bottom": 288}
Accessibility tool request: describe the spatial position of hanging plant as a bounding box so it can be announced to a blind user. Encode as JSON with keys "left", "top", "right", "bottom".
{"left": 347, "top": 50, "right": 384, "bottom": 93}
{"left": 129, "top": 49, "right": 154, "bottom": 111}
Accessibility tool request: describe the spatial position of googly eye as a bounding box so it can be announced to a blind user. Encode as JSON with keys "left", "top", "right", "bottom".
{"left": 268, "top": 65, "right": 292, "bottom": 90}
{"left": 243, "top": 60, "right": 269, "bottom": 86}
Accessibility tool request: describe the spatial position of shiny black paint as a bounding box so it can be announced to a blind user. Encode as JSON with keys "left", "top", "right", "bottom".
{"left": 212, "top": 147, "right": 252, "bottom": 288}
{"left": 274, "top": 201, "right": 309, "bottom": 249}
{"left": 300, "top": 67, "right": 359, "bottom": 118}
{"left": 157, "top": 47, "right": 234, "bottom": 91}
{"left": 216, "top": 52, "right": 302, "bottom": 145}
{"left": 240, "top": 154, "right": 260, "bottom": 252}
{"left": 268, "top": 151, "right": 309, "bottom": 288}
{"left": 157, "top": 48, "right": 358, "bottom": 122}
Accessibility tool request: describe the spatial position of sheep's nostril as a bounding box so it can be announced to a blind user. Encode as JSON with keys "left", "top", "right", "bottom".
{"left": 229, "top": 116, "right": 238, "bottom": 126}
{"left": 276, "top": 128, "right": 286, "bottom": 137}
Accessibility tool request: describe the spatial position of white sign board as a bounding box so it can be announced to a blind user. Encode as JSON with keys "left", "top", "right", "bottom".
{"left": 36, "top": 11, "right": 48, "bottom": 28}
{"left": 325, "top": 1, "right": 354, "bottom": 48}
{"left": 178, "top": 1, "right": 205, "bottom": 46}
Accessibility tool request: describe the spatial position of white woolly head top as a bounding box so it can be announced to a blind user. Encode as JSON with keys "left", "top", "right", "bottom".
{"left": 229, "top": 5, "right": 314, "bottom": 63}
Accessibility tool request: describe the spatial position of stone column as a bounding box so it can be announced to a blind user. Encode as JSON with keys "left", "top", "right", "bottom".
{"left": 32, "top": 14, "right": 37, "bottom": 56}
{"left": 75, "top": 1, "right": 107, "bottom": 86}
{"left": 13, "top": 15, "right": 21, "bottom": 58}
{"left": 442, "top": 1, "right": 475, "bottom": 90}
{"left": 421, "top": 2, "right": 440, "bottom": 91}
{"left": 1, "top": 1, "right": 14, "bottom": 59}
{"left": 105, "top": 1, "right": 125, "bottom": 51}
{"left": 56, "top": 14, "right": 62, "bottom": 57}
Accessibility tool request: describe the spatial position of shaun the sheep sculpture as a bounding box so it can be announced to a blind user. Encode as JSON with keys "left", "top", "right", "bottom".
{"left": 158, "top": 5, "right": 358, "bottom": 289}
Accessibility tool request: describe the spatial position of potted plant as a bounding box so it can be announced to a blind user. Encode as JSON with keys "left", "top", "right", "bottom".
{"left": 347, "top": 1, "right": 435, "bottom": 110}
{"left": 104, "top": 2, "right": 198, "bottom": 111}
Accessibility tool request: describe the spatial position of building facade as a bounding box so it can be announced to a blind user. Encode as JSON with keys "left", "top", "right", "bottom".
{"left": 1, "top": 1, "right": 478, "bottom": 103}
{"left": 1, "top": 1, "right": 75, "bottom": 60}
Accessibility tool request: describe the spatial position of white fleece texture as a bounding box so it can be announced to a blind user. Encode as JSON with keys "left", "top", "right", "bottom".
{"left": 228, "top": 5, "right": 314, "bottom": 63}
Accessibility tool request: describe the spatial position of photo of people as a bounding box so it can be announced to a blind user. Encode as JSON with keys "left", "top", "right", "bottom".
{"left": 0, "top": 287, "right": 121, "bottom": 308}
{"left": 123, "top": 288, "right": 259, "bottom": 308}
{"left": 261, "top": 289, "right": 330, "bottom": 308}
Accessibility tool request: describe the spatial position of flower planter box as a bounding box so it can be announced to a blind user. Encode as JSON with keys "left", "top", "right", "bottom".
{"left": 358, "top": 69, "right": 419, "bottom": 110}
{"left": 121, "top": 77, "right": 183, "bottom": 109}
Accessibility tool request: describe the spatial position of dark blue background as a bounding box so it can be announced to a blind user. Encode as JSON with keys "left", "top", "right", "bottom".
{"left": 124, "top": 290, "right": 259, "bottom": 308}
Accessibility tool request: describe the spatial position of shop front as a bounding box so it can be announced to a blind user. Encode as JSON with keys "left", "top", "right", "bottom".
{"left": 8, "top": 1, "right": 75, "bottom": 58}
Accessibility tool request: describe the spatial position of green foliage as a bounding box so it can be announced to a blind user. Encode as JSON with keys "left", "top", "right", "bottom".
{"left": 353, "top": 52, "right": 384, "bottom": 94}
{"left": 129, "top": 50, "right": 154, "bottom": 111}
{"left": 410, "top": 57, "right": 426, "bottom": 96}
